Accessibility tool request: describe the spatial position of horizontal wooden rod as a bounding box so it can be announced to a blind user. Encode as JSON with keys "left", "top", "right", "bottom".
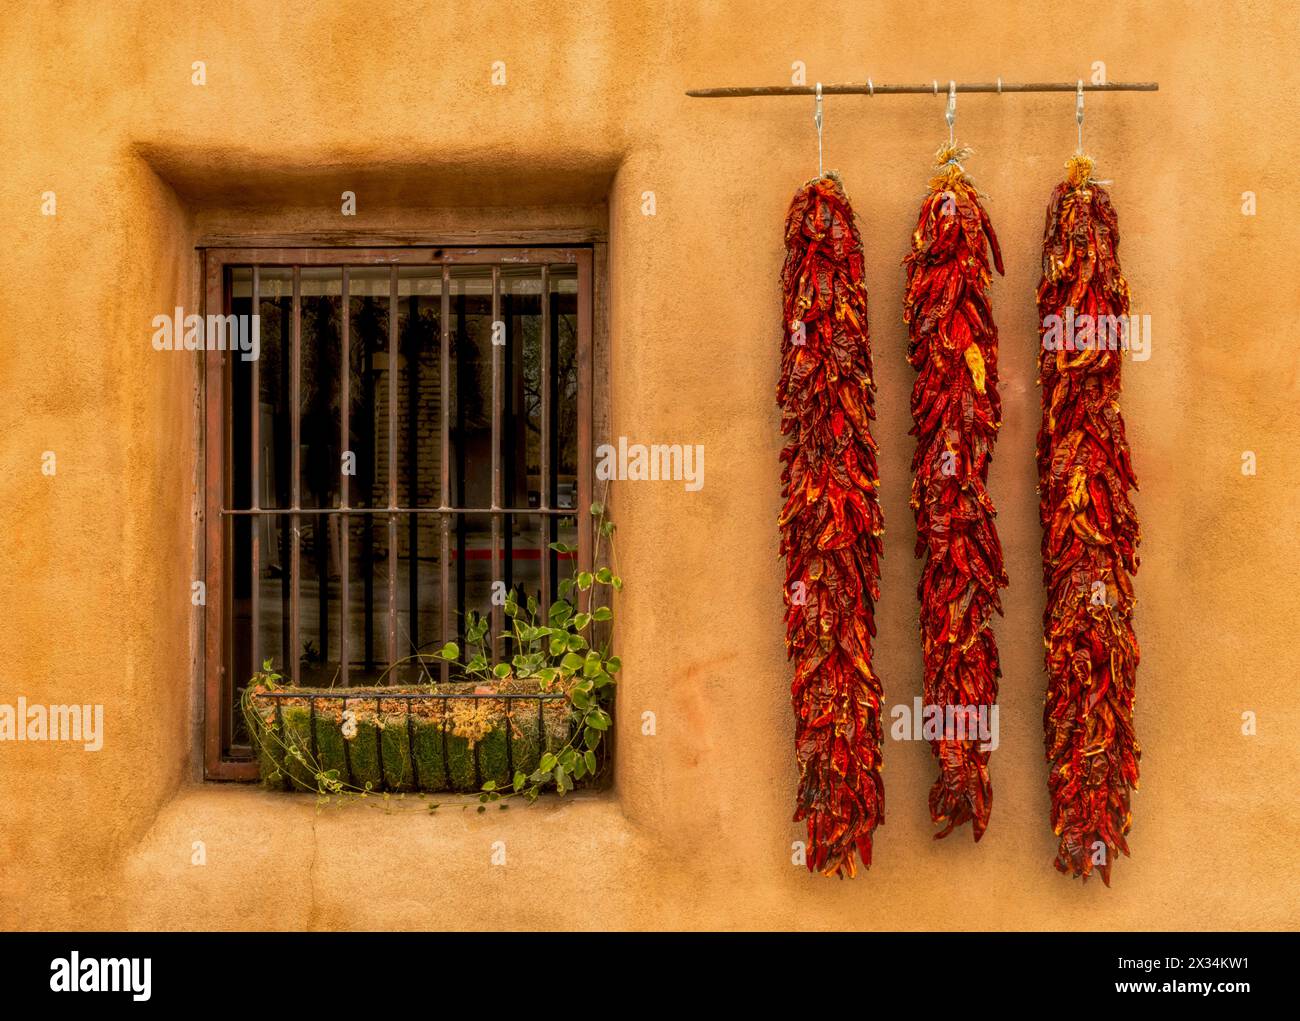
{"left": 687, "top": 81, "right": 1158, "bottom": 98}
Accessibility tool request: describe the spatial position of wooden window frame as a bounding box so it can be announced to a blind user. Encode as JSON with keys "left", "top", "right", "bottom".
{"left": 199, "top": 243, "right": 599, "bottom": 780}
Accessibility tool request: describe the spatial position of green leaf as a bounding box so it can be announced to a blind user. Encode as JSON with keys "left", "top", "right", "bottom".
{"left": 592, "top": 606, "right": 613, "bottom": 622}
{"left": 558, "top": 578, "right": 574, "bottom": 600}
{"left": 538, "top": 667, "right": 559, "bottom": 685}
{"left": 600, "top": 521, "right": 615, "bottom": 537}
{"left": 560, "top": 749, "right": 578, "bottom": 771}
{"left": 548, "top": 541, "right": 576, "bottom": 554}
{"left": 560, "top": 652, "right": 584, "bottom": 672}
{"left": 539, "top": 753, "right": 557, "bottom": 773}
{"left": 588, "top": 709, "right": 611, "bottom": 731}
{"left": 611, "top": 576, "right": 623, "bottom": 592}
{"left": 584, "top": 728, "right": 602, "bottom": 751}
{"left": 573, "top": 757, "right": 587, "bottom": 780}
{"left": 492, "top": 663, "right": 512, "bottom": 679}
{"left": 555, "top": 765, "right": 570, "bottom": 795}
{"left": 596, "top": 567, "right": 613, "bottom": 584}
{"left": 513, "top": 770, "right": 526, "bottom": 792}
{"left": 548, "top": 599, "right": 572, "bottom": 625}
{"left": 549, "top": 638, "right": 567, "bottom": 656}
{"left": 482, "top": 780, "right": 497, "bottom": 792}
{"left": 566, "top": 634, "right": 587, "bottom": 652}
{"left": 527, "top": 594, "right": 538, "bottom": 616}
{"left": 584, "top": 750, "right": 597, "bottom": 774}
{"left": 590, "top": 501, "right": 604, "bottom": 516}
{"left": 571, "top": 688, "right": 592, "bottom": 710}
{"left": 577, "top": 572, "right": 593, "bottom": 591}
{"left": 572, "top": 612, "right": 592, "bottom": 631}
{"left": 438, "top": 641, "right": 460, "bottom": 661}
{"left": 606, "top": 656, "right": 622, "bottom": 674}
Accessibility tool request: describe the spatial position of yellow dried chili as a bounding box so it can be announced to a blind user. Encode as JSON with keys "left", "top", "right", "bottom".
{"left": 1036, "top": 154, "right": 1141, "bottom": 884}
{"left": 779, "top": 173, "right": 885, "bottom": 878}
{"left": 903, "top": 143, "right": 1007, "bottom": 841}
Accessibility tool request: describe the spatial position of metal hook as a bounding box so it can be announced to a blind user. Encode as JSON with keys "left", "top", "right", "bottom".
{"left": 946, "top": 80, "right": 956, "bottom": 145}
{"left": 996, "top": 76, "right": 1003, "bottom": 94}
{"left": 814, "top": 81, "right": 824, "bottom": 177}
{"left": 866, "top": 76, "right": 874, "bottom": 97}
{"left": 1076, "top": 79, "right": 1084, "bottom": 154}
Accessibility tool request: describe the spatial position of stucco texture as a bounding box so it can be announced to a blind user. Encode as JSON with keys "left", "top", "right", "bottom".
{"left": 1, "top": 0, "right": 1297, "bottom": 931}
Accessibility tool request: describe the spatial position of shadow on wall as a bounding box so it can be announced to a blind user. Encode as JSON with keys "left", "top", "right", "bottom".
{"left": 133, "top": 141, "right": 621, "bottom": 209}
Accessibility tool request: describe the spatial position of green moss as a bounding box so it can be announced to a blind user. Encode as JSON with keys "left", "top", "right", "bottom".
{"left": 479, "top": 727, "right": 510, "bottom": 789}
{"left": 347, "top": 720, "right": 383, "bottom": 792}
{"left": 280, "top": 707, "right": 317, "bottom": 791}
{"left": 380, "top": 716, "right": 415, "bottom": 790}
{"left": 411, "top": 719, "right": 449, "bottom": 790}
{"left": 249, "top": 685, "right": 577, "bottom": 794}
{"left": 313, "top": 715, "right": 349, "bottom": 788}
{"left": 511, "top": 715, "right": 542, "bottom": 778}
{"left": 252, "top": 710, "right": 287, "bottom": 790}
{"left": 444, "top": 732, "right": 477, "bottom": 792}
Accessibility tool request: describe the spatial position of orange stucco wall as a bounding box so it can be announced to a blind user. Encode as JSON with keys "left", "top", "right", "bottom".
{"left": 1, "top": 1, "right": 1297, "bottom": 930}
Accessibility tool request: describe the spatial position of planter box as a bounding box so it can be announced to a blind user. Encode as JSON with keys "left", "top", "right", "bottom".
{"left": 247, "top": 681, "right": 572, "bottom": 794}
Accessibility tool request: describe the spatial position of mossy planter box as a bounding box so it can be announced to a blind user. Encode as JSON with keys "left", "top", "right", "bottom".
{"left": 247, "top": 681, "right": 572, "bottom": 794}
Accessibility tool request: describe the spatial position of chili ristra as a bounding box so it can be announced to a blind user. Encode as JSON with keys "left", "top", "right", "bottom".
{"left": 1036, "top": 154, "right": 1141, "bottom": 884}
{"left": 779, "top": 174, "right": 886, "bottom": 878}
{"left": 902, "top": 144, "right": 1007, "bottom": 841}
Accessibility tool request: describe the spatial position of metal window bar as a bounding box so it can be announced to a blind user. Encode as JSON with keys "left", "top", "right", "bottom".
{"left": 406, "top": 285, "right": 420, "bottom": 667}
{"left": 340, "top": 268, "right": 351, "bottom": 686}
{"left": 290, "top": 266, "right": 302, "bottom": 684}
{"left": 454, "top": 286, "right": 468, "bottom": 654}
{"left": 387, "top": 265, "right": 399, "bottom": 673}
{"left": 539, "top": 264, "right": 552, "bottom": 616}
{"left": 206, "top": 248, "right": 592, "bottom": 776}
{"left": 490, "top": 265, "right": 504, "bottom": 645}
{"left": 439, "top": 264, "right": 452, "bottom": 684}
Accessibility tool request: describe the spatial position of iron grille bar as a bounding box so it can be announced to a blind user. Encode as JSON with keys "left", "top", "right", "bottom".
{"left": 340, "top": 267, "right": 351, "bottom": 686}
{"left": 539, "top": 264, "right": 552, "bottom": 616}
{"left": 249, "top": 266, "right": 262, "bottom": 673}
{"left": 406, "top": 285, "right": 420, "bottom": 663}
{"left": 577, "top": 254, "right": 594, "bottom": 611}
{"left": 387, "top": 265, "right": 399, "bottom": 672}
{"left": 290, "top": 266, "right": 302, "bottom": 684}
{"left": 439, "top": 265, "right": 451, "bottom": 683}
{"left": 491, "top": 265, "right": 504, "bottom": 642}
{"left": 454, "top": 288, "right": 467, "bottom": 654}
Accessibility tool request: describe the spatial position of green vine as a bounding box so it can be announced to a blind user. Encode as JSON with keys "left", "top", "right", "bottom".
{"left": 436, "top": 496, "right": 620, "bottom": 805}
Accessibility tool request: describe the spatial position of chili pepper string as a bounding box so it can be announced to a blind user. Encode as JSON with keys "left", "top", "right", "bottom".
{"left": 779, "top": 173, "right": 886, "bottom": 878}
{"left": 902, "top": 143, "right": 1008, "bottom": 841}
{"left": 1036, "top": 154, "right": 1141, "bottom": 885}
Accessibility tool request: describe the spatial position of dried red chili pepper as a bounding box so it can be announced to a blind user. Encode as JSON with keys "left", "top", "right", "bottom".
{"left": 902, "top": 144, "right": 1007, "bottom": 841}
{"left": 779, "top": 173, "right": 885, "bottom": 878}
{"left": 1036, "top": 154, "right": 1141, "bottom": 884}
